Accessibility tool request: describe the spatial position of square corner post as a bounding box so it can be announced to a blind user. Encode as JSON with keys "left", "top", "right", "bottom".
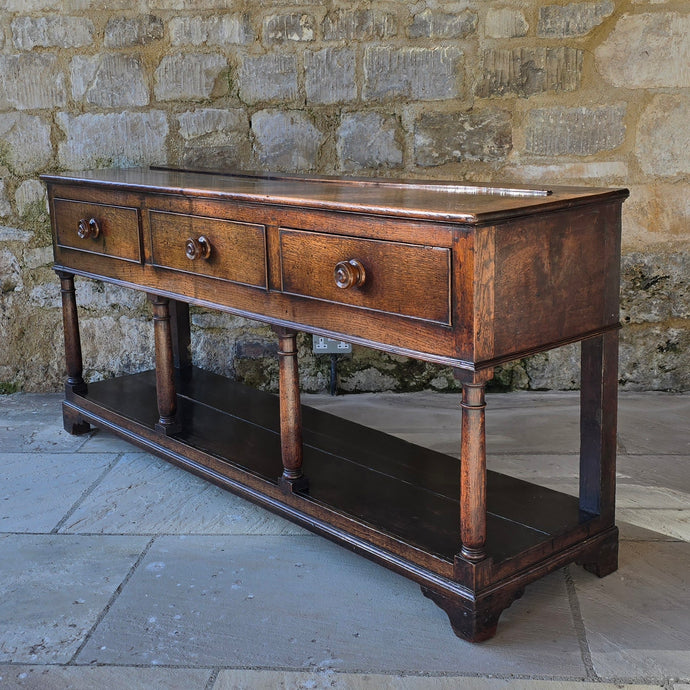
{"left": 579, "top": 329, "right": 620, "bottom": 576}
{"left": 56, "top": 269, "right": 90, "bottom": 435}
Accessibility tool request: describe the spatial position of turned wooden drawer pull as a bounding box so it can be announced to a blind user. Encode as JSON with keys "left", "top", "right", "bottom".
{"left": 77, "top": 218, "right": 100, "bottom": 240}
{"left": 185, "top": 236, "right": 212, "bottom": 261}
{"left": 334, "top": 259, "right": 366, "bottom": 289}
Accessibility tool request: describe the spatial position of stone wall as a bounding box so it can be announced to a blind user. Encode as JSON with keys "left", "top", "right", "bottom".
{"left": 0, "top": 0, "right": 687, "bottom": 394}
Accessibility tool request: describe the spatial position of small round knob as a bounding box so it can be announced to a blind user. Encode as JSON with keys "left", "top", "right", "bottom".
{"left": 334, "top": 259, "right": 366, "bottom": 289}
{"left": 77, "top": 218, "right": 100, "bottom": 240}
{"left": 185, "top": 236, "right": 212, "bottom": 260}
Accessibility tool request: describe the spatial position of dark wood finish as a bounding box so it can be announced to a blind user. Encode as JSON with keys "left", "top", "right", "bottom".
{"left": 148, "top": 294, "right": 181, "bottom": 435}
{"left": 43, "top": 167, "right": 628, "bottom": 643}
{"left": 460, "top": 381, "right": 488, "bottom": 563}
{"left": 53, "top": 197, "right": 141, "bottom": 263}
{"left": 274, "top": 327, "right": 308, "bottom": 493}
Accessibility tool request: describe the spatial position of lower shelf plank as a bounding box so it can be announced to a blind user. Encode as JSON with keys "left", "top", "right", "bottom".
{"left": 78, "top": 367, "right": 595, "bottom": 571}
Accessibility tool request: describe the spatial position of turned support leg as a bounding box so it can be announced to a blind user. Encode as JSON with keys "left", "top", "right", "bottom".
{"left": 274, "top": 327, "right": 308, "bottom": 493}
{"left": 56, "top": 271, "right": 87, "bottom": 396}
{"left": 460, "top": 381, "right": 488, "bottom": 562}
{"left": 579, "top": 331, "right": 619, "bottom": 576}
{"left": 149, "top": 294, "right": 181, "bottom": 435}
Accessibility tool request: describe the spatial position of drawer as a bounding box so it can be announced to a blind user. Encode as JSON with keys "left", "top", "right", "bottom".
{"left": 53, "top": 198, "right": 141, "bottom": 263}
{"left": 280, "top": 229, "right": 451, "bottom": 324}
{"left": 149, "top": 210, "right": 267, "bottom": 289}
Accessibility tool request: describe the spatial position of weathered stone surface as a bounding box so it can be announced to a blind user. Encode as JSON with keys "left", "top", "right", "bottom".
{"left": 485, "top": 8, "right": 529, "bottom": 38}
{"left": 15, "top": 179, "right": 46, "bottom": 218}
{"left": 621, "top": 251, "right": 689, "bottom": 324}
{"left": 0, "top": 53, "right": 66, "bottom": 110}
{"left": 620, "top": 323, "right": 690, "bottom": 391}
{"left": 414, "top": 109, "right": 512, "bottom": 166}
{"left": 305, "top": 47, "right": 356, "bottom": 104}
{"left": 148, "top": 0, "right": 239, "bottom": 8}
{"left": 525, "top": 105, "right": 626, "bottom": 156}
{"left": 0, "top": 113, "right": 52, "bottom": 174}
{"left": 71, "top": 54, "right": 149, "bottom": 107}
{"left": 238, "top": 54, "right": 298, "bottom": 104}
{"left": 476, "top": 47, "right": 582, "bottom": 97}
{"left": 504, "top": 161, "right": 628, "bottom": 183}
{"left": 595, "top": 12, "right": 690, "bottom": 88}
{"left": 56, "top": 111, "right": 168, "bottom": 169}
{"left": 0, "top": 226, "right": 32, "bottom": 242}
{"left": 337, "top": 112, "right": 402, "bottom": 171}
{"left": 363, "top": 46, "right": 462, "bottom": 101}
{"left": 623, "top": 183, "right": 690, "bottom": 247}
{"left": 636, "top": 94, "right": 690, "bottom": 176}
{"left": 0, "top": 181, "right": 11, "bottom": 217}
{"left": 252, "top": 110, "right": 324, "bottom": 171}
{"left": 104, "top": 15, "right": 164, "bottom": 48}
{"left": 538, "top": 0, "right": 614, "bottom": 38}
{"left": 11, "top": 15, "right": 94, "bottom": 49}
{"left": 177, "top": 107, "right": 251, "bottom": 169}
{"left": 169, "top": 14, "right": 254, "bottom": 46}
{"left": 0, "top": 249, "right": 22, "bottom": 293}
{"left": 154, "top": 52, "right": 226, "bottom": 101}
{"left": 322, "top": 9, "right": 397, "bottom": 41}
{"left": 263, "top": 13, "right": 315, "bottom": 43}
{"left": 407, "top": 9, "right": 477, "bottom": 39}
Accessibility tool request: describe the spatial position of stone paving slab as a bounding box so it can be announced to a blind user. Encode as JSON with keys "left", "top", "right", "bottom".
{"left": 0, "top": 534, "right": 149, "bottom": 664}
{"left": 572, "top": 540, "right": 690, "bottom": 680}
{"left": 0, "top": 452, "right": 116, "bottom": 533}
{"left": 0, "top": 666, "right": 212, "bottom": 689}
{"left": 212, "top": 671, "right": 668, "bottom": 690}
{"left": 60, "top": 452, "right": 307, "bottom": 536}
{"left": 77, "top": 534, "right": 585, "bottom": 675}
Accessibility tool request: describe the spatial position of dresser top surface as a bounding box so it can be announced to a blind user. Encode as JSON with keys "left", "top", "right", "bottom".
{"left": 42, "top": 167, "right": 629, "bottom": 224}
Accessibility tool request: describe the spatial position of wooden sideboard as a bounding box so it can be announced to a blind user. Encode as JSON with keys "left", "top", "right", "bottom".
{"left": 42, "top": 167, "right": 628, "bottom": 642}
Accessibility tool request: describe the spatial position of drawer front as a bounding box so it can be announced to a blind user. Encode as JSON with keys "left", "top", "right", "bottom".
{"left": 54, "top": 198, "right": 141, "bottom": 263}
{"left": 149, "top": 210, "right": 267, "bottom": 289}
{"left": 280, "top": 229, "right": 451, "bottom": 324}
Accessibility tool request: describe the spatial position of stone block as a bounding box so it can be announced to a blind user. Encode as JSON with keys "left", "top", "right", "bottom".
{"left": 177, "top": 107, "right": 251, "bottom": 169}
{"left": 485, "top": 8, "right": 529, "bottom": 38}
{"left": 71, "top": 54, "right": 149, "bottom": 108}
{"left": 621, "top": 250, "right": 689, "bottom": 324}
{"left": 525, "top": 105, "right": 626, "bottom": 156}
{"left": 251, "top": 109, "right": 324, "bottom": 171}
{"left": 595, "top": 12, "right": 690, "bottom": 88}
{"left": 0, "top": 249, "right": 22, "bottom": 293}
{"left": 0, "top": 53, "right": 66, "bottom": 110}
{"left": 11, "top": 15, "right": 94, "bottom": 49}
{"left": 104, "top": 15, "right": 164, "bottom": 47}
{"left": 414, "top": 109, "right": 512, "bottom": 166}
{"left": 169, "top": 14, "right": 254, "bottom": 46}
{"left": 0, "top": 180, "right": 12, "bottom": 217}
{"left": 238, "top": 54, "right": 298, "bottom": 104}
{"left": 154, "top": 52, "right": 226, "bottom": 101}
{"left": 0, "top": 113, "right": 52, "bottom": 174}
{"left": 56, "top": 111, "right": 168, "bottom": 170}
{"left": 407, "top": 9, "right": 477, "bottom": 39}
{"left": 305, "top": 47, "right": 356, "bottom": 104}
{"left": 15, "top": 179, "right": 46, "bottom": 217}
{"left": 263, "top": 13, "right": 315, "bottom": 43}
{"left": 363, "top": 46, "right": 462, "bottom": 101}
{"left": 322, "top": 9, "right": 397, "bottom": 41}
{"left": 337, "top": 112, "right": 402, "bottom": 171}
{"left": 538, "top": 0, "right": 614, "bottom": 38}
{"left": 636, "top": 94, "right": 690, "bottom": 176}
{"left": 623, "top": 182, "right": 690, "bottom": 247}
{"left": 476, "top": 47, "right": 582, "bottom": 97}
